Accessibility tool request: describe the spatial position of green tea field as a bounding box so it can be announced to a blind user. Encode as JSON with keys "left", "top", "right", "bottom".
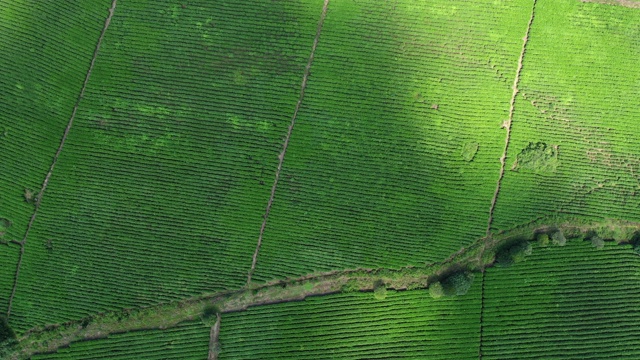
{"left": 1, "top": 0, "right": 639, "bottom": 358}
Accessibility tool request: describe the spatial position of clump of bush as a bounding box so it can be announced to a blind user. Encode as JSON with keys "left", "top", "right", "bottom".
{"left": 203, "top": 304, "right": 220, "bottom": 320}
{"left": 589, "top": 235, "right": 605, "bottom": 249}
{"left": 551, "top": 230, "right": 566, "bottom": 246}
{"left": 511, "top": 142, "right": 559, "bottom": 174}
{"left": 0, "top": 316, "right": 15, "bottom": 344}
{"left": 341, "top": 279, "right": 361, "bottom": 293}
{"left": 537, "top": 233, "right": 550, "bottom": 247}
{"left": 495, "top": 240, "right": 532, "bottom": 267}
{"left": 428, "top": 281, "right": 445, "bottom": 299}
{"left": 373, "top": 280, "right": 387, "bottom": 300}
{"left": 461, "top": 141, "right": 479, "bottom": 162}
{"left": 442, "top": 272, "right": 475, "bottom": 296}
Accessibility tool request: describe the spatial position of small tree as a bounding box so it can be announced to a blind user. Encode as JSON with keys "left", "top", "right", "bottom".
{"left": 537, "top": 233, "right": 550, "bottom": 247}
{"left": 590, "top": 235, "right": 605, "bottom": 249}
{"left": 428, "top": 281, "right": 444, "bottom": 299}
{"left": 495, "top": 241, "right": 532, "bottom": 267}
{"left": 373, "top": 280, "right": 387, "bottom": 300}
{"left": 0, "top": 316, "right": 15, "bottom": 344}
{"left": 443, "top": 272, "right": 474, "bottom": 296}
{"left": 551, "top": 231, "right": 566, "bottom": 246}
{"left": 203, "top": 304, "right": 220, "bottom": 320}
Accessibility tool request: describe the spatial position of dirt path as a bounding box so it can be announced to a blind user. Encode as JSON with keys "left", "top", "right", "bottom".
{"left": 247, "top": 0, "right": 330, "bottom": 284}
{"left": 5, "top": 0, "right": 118, "bottom": 318}
{"left": 208, "top": 313, "right": 221, "bottom": 360}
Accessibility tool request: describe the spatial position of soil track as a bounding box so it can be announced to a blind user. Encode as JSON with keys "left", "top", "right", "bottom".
{"left": 208, "top": 313, "right": 221, "bottom": 360}
{"left": 6, "top": 0, "right": 118, "bottom": 318}
{"left": 247, "top": 0, "right": 330, "bottom": 284}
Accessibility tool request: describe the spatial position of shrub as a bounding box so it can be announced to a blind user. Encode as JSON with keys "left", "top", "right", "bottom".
{"left": 537, "top": 233, "right": 550, "bottom": 247}
{"left": 428, "top": 281, "right": 444, "bottom": 299}
{"left": 590, "top": 235, "right": 605, "bottom": 249}
{"left": 512, "top": 142, "right": 559, "bottom": 174}
{"left": 551, "top": 231, "right": 566, "bottom": 246}
{"left": 495, "top": 241, "right": 532, "bottom": 267}
{"left": 495, "top": 248, "right": 514, "bottom": 267}
{"left": 443, "top": 272, "right": 474, "bottom": 296}
{"left": 0, "top": 316, "right": 15, "bottom": 343}
{"left": 461, "top": 142, "right": 479, "bottom": 162}
{"left": 341, "top": 280, "right": 360, "bottom": 293}
{"left": 203, "top": 304, "right": 220, "bottom": 320}
{"left": 373, "top": 280, "right": 387, "bottom": 300}
{"left": 510, "top": 241, "right": 532, "bottom": 263}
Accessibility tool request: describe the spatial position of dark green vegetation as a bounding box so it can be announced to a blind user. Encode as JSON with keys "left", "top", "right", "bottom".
{"left": 219, "top": 288, "right": 482, "bottom": 359}
{"left": 1, "top": 0, "right": 640, "bottom": 358}
{"left": 0, "top": 315, "right": 16, "bottom": 343}
{"left": 30, "top": 321, "right": 209, "bottom": 360}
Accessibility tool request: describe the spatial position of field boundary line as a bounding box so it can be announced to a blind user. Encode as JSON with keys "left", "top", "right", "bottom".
{"left": 480, "top": 1, "right": 536, "bottom": 358}
{"left": 580, "top": 0, "right": 640, "bottom": 8}
{"left": 6, "top": 0, "right": 118, "bottom": 318}
{"left": 247, "top": 0, "right": 330, "bottom": 284}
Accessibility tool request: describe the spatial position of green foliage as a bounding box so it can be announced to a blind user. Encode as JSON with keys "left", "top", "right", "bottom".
{"left": 202, "top": 304, "right": 220, "bottom": 320}
{"left": 537, "top": 233, "right": 550, "bottom": 247}
{"left": 373, "top": 280, "right": 387, "bottom": 300}
{"left": 590, "top": 235, "right": 605, "bottom": 249}
{"left": 512, "top": 142, "right": 559, "bottom": 174}
{"left": 461, "top": 142, "right": 479, "bottom": 162}
{"left": 0, "top": 218, "right": 10, "bottom": 237}
{"left": 428, "top": 281, "right": 445, "bottom": 299}
{"left": 495, "top": 241, "right": 532, "bottom": 267}
{"left": 442, "top": 272, "right": 475, "bottom": 296}
{"left": 551, "top": 231, "right": 566, "bottom": 246}
{"left": 0, "top": 316, "right": 16, "bottom": 343}
{"left": 341, "top": 280, "right": 361, "bottom": 293}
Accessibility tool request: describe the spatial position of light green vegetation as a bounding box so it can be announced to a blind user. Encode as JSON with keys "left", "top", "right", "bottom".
{"left": 219, "top": 287, "right": 481, "bottom": 359}
{"left": 492, "top": 0, "right": 640, "bottom": 231}
{"left": 0, "top": 0, "right": 113, "bottom": 311}
{"left": 253, "top": 0, "right": 533, "bottom": 281}
{"left": 482, "top": 239, "right": 640, "bottom": 359}
{"left": 31, "top": 321, "right": 209, "bottom": 360}
{"left": 7, "top": 0, "right": 324, "bottom": 333}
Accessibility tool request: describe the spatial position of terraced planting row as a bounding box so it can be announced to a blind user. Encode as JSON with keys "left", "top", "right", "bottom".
{"left": 253, "top": 0, "right": 533, "bottom": 281}
{"left": 0, "top": 0, "right": 113, "bottom": 312}
{"left": 492, "top": 0, "right": 640, "bottom": 231}
{"left": 31, "top": 321, "right": 210, "bottom": 360}
{"left": 6, "top": 0, "right": 324, "bottom": 333}
{"left": 482, "top": 239, "right": 640, "bottom": 359}
{"left": 219, "top": 285, "right": 482, "bottom": 359}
